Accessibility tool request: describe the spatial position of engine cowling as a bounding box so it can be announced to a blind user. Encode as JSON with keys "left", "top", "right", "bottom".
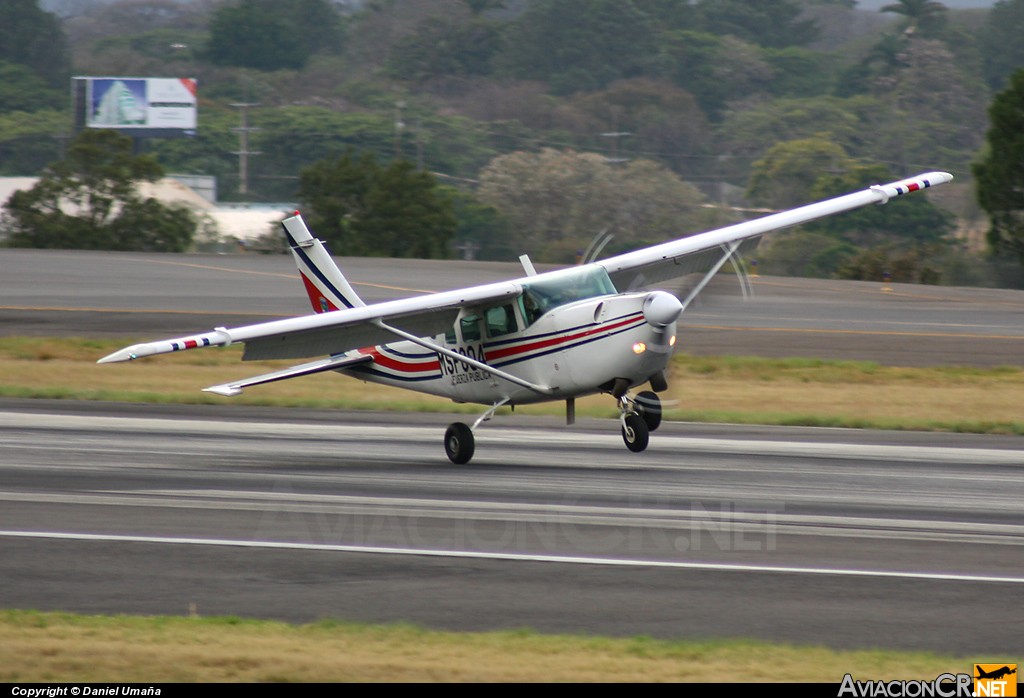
{"left": 642, "top": 291, "right": 683, "bottom": 329}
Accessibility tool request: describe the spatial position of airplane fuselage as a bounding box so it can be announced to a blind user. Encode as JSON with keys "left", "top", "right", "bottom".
{"left": 342, "top": 291, "right": 675, "bottom": 406}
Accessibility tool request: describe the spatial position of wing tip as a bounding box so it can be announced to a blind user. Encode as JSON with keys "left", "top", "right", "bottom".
{"left": 203, "top": 384, "right": 243, "bottom": 397}
{"left": 97, "top": 345, "right": 147, "bottom": 364}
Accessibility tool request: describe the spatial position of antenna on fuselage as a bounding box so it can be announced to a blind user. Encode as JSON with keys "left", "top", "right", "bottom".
{"left": 519, "top": 254, "right": 538, "bottom": 276}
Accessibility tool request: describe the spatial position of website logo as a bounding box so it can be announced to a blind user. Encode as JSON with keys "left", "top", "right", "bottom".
{"left": 974, "top": 664, "right": 1017, "bottom": 698}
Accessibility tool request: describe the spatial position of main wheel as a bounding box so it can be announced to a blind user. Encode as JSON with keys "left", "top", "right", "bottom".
{"left": 444, "top": 422, "right": 475, "bottom": 464}
{"left": 621, "top": 413, "right": 649, "bottom": 453}
{"left": 635, "top": 390, "right": 662, "bottom": 432}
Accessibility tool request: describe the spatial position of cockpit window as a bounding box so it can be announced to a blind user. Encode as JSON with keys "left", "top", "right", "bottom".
{"left": 485, "top": 303, "right": 517, "bottom": 337}
{"left": 520, "top": 266, "right": 617, "bottom": 325}
{"left": 460, "top": 314, "right": 481, "bottom": 342}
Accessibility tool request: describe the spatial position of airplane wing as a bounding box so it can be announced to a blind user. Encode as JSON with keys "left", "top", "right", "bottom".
{"left": 98, "top": 278, "right": 521, "bottom": 363}
{"left": 598, "top": 171, "right": 953, "bottom": 292}
{"left": 99, "top": 171, "right": 952, "bottom": 372}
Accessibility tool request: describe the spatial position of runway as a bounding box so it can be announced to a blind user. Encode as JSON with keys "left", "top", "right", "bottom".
{"left": 2, "top": 249, "right": 1023, "bottom": 365}
{"left": 1, "top": 250, "right": 1023, "bottom": 655}
{"left": 1, "top": 400, "right": 1022, "bottom": 654}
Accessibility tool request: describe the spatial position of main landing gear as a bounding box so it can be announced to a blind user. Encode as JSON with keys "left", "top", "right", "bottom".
{"left": 444, "top": 397, "right": 509, "bottom": 465}
{"left": 444, "top": 422, "right": 475, "bottom": 465}
{"left": 443, "top": 390, "right": 663, "bottom": 464}
{"left": 619, "top": 390, "right": 661, "bottom": 453}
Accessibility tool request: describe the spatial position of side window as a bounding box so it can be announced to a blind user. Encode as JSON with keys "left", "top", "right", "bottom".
{"left": 444, "top": 326, "right": 457, "bottom": 345}
{"left": 460, "top": 314, "right": 481, "bottom": 342}
{"left": 485, "top": 304, "right": 517, "bottom": 338}
{"left": 520, "top": 292, "right": 543, "bottom": 326}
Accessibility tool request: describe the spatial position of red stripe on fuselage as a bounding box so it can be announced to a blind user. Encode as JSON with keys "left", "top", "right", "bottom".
{"left": 363, "top": 347, "right": 440, "bottom": 373}
{"left": 484, "top": 313, "right": 644, "bottom": 361}
{"left": 354, "top": 312, "right": 644, "bottom": 376}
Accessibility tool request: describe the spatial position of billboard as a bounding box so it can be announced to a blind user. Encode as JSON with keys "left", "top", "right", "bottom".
{"left": 74, "top": 77, "right": 197, "bottom": 138}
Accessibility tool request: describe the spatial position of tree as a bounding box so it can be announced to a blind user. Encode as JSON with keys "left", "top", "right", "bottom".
{"left": 694, "top": 0, "right": 820, "bottom": 48}
{"left": 387, "top": 15, "right": 504, "bottom": 81}
{"left": 880, "top": 0, "right": 948, "bottom": 38}
{"left": 297, "top": 150, "right": 456, "bottom": 259}
{"left": 0, "top": 61, "right": 65, "bottom": 114}
{"left": 496, "top": 0, "right": 659, "bottom": 94}
{"left": 806, "top": 164, "right": 954, "bottom": 248}
{"left": 759, "top": 163, "right": 955, "bottom": 281}
{"left": 659, "top": 31, "right": 774, "bottom": 120}
{"left": 205, "top": 0, "right": 343, "bottom": 71}
{"left": 476, "top": 148, "right": 718, "bottom": 263}
{"left": 977, "top": 0, "right": 1024, "bottom": 91}
{"left": 566, "top": 78, "right": 713, "bottom": 176}
{"left": 1, "top": 129, "right": 196, "bottom": 251}
{"left": 0, "top": 0, "right": 70, "bottom": 89}
{"left": 973, "top": 69, "right": 1024, "bottom": 279}
{"left": 747, "top": 138, "right": 853, "bottom": 209}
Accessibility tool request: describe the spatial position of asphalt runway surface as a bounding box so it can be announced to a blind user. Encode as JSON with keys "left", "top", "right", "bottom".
{"left": 1, "top": 250, "right": 1023, "bottom": 655}
{"left": 2, "top": 248, "right": 1023, "bottom": 366}
{"left": 1, "top": 400, "right": 1022, "bottom": 655}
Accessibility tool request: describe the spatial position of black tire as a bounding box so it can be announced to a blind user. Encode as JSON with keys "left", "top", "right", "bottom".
{"left": 621, "top": 413, "right": 649, "bottom": 453}
{"left": 444, "top": 422, "right": 475, "bottom": 464}
{"left": 636, "top": 390, "right": 662, "bottom": 432}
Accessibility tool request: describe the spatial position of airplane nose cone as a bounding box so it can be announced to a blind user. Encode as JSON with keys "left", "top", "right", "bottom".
{"left": 642, "top": 291, "right": 683, "bottom": 329}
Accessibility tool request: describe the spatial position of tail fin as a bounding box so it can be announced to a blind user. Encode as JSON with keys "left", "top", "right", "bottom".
{"left": 281, "top": 213, "right": 365, "bottom": 312}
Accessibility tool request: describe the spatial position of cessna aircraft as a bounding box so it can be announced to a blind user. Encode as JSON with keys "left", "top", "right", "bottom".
{"left": 99, "top": 171, "right": 953, "bottom": 464}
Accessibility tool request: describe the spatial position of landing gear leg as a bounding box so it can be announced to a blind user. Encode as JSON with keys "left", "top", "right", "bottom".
{"left": 443, "top": 397, "right": 510, "bottom": 465}
{"left": 617, "top": 394, "right": 650, "bottom": 453}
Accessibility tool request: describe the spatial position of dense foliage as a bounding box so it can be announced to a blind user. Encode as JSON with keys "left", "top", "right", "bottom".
{"left": 1, "top": 0, "right": 1023, "bottom": 280}
{"left": 1, "top": 129, "right": 195, "bottom": 252}
{"left": 297, "top": 150, "right": 457, "bottom": 259}
{"left": 973, "top": 69, "right": 1024, "bottom": 281}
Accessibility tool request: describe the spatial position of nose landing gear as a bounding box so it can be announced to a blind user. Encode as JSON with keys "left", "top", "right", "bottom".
{"left": 618, "top": 389, "right": 662, "bottom": 453}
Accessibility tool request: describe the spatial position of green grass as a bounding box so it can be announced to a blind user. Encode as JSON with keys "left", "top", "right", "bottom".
{"left": 0, "top": 610, "right": 985, "bottom": 683}
{"left": 2, "top": 339, "right": 1020, "bottom": 681}
{"left": 1, "top": 337, "right": 1023, "bottom": 433}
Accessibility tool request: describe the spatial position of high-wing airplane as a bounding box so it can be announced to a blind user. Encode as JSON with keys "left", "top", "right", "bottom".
{"left": 975, "top": 666, "right": 1017, "bottom": 681}
{"left": 99, "top": 171, "right": 953, "bottom": 463}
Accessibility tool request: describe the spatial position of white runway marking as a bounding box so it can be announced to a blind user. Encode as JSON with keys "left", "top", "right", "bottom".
{"left": 3, "top": 530, "right": 1023, "bottom": 585}
{"left": 2, "top": 411, "right": 1023, "bottom": 465}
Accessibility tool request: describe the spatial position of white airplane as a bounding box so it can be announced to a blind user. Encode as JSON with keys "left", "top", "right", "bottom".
{"left": 99, "top": 171, "right": 953, "bottom": 463}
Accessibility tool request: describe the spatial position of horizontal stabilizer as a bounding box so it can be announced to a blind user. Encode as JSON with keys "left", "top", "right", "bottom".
{"left": 203, "top": 352, "right": 373, "bottom": 396}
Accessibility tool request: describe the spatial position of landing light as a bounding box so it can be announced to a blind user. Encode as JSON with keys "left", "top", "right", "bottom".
{"left": 669, "top": 335, "right": 677, "bottom": 347}
{"left": 632, "top": 342, "right": 646, "bottom": 354}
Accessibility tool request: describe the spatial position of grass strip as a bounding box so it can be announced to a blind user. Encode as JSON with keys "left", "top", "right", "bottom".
{"left": 1, "top": 337, "right": 1021, "bottom": 434}
{"left": 0, "top": 610, "right": 981, "bottom": 683}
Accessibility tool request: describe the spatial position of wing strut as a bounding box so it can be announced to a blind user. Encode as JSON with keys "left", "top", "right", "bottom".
{"left": 373, "top": 320, "right": 557, "bottom": 396}
{"left": 679, "top": 240, "right": 745, "bottom": 313}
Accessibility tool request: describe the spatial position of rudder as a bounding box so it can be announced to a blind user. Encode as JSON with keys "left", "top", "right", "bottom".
{"left": 281, "top": 213, "right": 366, "bottom": 312}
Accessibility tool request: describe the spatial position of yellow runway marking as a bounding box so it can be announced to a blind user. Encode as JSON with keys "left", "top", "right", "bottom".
{"left": 686, "top": 324, "right": 1024, "bottom": 341}
{"left": 2, "top": 307, "right": 1021, "bottom": 341}
{"left": 751, "top": 278, "right": 1024, "bottom": 307}
{"left": 0, "top": 305, "right": 290, "bottom": 317}
{"left": 121, "top": 257, "right": 436, "bottom": 294}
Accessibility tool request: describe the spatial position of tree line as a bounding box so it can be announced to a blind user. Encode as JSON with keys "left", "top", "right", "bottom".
{"left": 1, "top": 0, "right": 1023, "bottom": 286}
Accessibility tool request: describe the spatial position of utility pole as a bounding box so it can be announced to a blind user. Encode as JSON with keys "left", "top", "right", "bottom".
{"left": 231, "top": 102, "right": 260, "bottom": 197}
{"left": 600, "top": 131, "right": 631, "bottom": 164}
{"left": 394, "top": 100, "right": 406, "bottom": 160}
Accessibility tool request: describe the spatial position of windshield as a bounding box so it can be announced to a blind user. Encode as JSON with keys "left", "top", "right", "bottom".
{"left": 520, "top": 266, "right": 617, "bottom": 325}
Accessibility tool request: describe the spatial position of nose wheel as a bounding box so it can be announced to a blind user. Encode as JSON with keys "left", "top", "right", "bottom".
{"left": 617, "top": 390, "right": 662, "bottom": 453}
{"left": 621, "top": 413, "right": 649, "bottom": 452}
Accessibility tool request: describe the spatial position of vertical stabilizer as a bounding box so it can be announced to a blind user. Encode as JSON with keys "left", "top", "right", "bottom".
{"left": 282, "top": 213, "right": 366, "bottom": 312}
